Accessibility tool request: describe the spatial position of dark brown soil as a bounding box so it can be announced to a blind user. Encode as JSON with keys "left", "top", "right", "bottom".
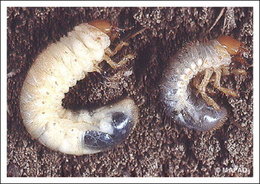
{"left": 7, "top": 7, "right": 253, "bottom": 177}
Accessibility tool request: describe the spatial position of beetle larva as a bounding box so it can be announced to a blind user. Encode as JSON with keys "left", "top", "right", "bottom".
{"left": 160, "top": 36, "right": 248, "bottom": 131}
{"left": 19, "top": 20, "right": 140, "bottom": 155}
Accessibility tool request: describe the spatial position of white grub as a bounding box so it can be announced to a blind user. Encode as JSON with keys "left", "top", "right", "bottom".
{"left": 160, "top": 39, "right": 232, "bottom": 131}
{"left": 20, "top": 23, "right": 139, "bottom": 155}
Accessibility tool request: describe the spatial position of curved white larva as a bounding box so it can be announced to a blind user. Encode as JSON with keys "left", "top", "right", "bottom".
{"left": 160, "top": 40, "right": 231, "bottom": 131}
{"left": 20, "top": 23, "right": 139, "bottom": 155}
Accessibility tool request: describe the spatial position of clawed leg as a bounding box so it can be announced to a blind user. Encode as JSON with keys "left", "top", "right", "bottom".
{"left": 193, "top": 66, "right": 244, "bottom": 110}
{"left": 103, "top": 53, "right": 135, "bottom": 69}
{"left": 103, "top": 38, "right": 136, "bottom": 69}
{"left": 193, "top": 73, "right": 216, "bottom": 95}
{"left": 93, "top": 64, "right": 103, "bottom": 73}
{"left": 221, "top": 66, "right": 247, "bottom": 76}
{"left": 192, "top": 74, "right": 202, "bottom": 91}
{"left": 105, "top": 41, "right": 129, "bottom": 57}
{"left": 213, "top": 68, "right": 238, "bottom": 97}
{"left": 196, "top": 68, "right": 221, "bottom": 110}
{"left": 102, "top": 27, "right": 146, "bottom": 69}
{"left": 103, "top": 55, "right": 120, "bottom": 69}
{"left": 117, "top": 54, "right": 135, "bottom": 65}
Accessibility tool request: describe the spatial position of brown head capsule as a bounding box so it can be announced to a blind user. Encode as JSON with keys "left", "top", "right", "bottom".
{"left": 217, "top": 35, "right": 250, "bottom": 65}
{"left": 88, "top": 20, "right": 119, "bottom": 41}
{"left": 217, "top": 35, "right": 242, "bottom": 55}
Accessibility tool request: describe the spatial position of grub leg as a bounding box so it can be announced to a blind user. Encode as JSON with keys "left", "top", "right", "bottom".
{"left": 103, "top": 41, "right": 132, "bottom": 69}
{"left": 192, "top": 74, "right": 202, "bottom": 90}
{"left": 103, "top": 54, "right": 135, "bottom": 69}
{"left": 103, "top": 55, "right": 119, "bottom": 69}
{"left": 230, "top": 69, "right": 247, "bottom": 76}
{"left": 198, "top": 68, "right": 220, "bottom": 110}
{"left": 117, "top": 54, "right": 135, "bottom": 66}
{"left": 221, "top": 66, "right": 247, "bottom": 76}
{"left": 213, "top": 68, "right": 238, "bottom": 97}
{"left": 93, "top": 64, "right": 103, "bottom": 73}
{"left": 221, "top": 66, "right": 231, "bottom": 76}
{"left": 105, "top": 41, "right": 129, "bottom": 57}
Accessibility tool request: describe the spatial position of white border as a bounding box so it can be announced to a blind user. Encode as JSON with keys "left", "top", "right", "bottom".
{"left": 0, "top": 0, "right": 258, "bottom": 7}
{"left": 1, "top": 1, "right": 259, "bottom": 183}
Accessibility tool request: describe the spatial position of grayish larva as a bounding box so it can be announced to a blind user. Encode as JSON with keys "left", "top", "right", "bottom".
{"left": 19, "top": 20, "right": 139, "bottom": 155}
{"left": 160, "top": 36, "right": 248, "bottom": 131}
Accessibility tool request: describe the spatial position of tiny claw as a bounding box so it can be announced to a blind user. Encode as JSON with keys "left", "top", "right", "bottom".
{"left": 230, "top": 69, "right": 247, "bottom": 76}
{"left": 107, "top": 61, "right": 120, "bottom": 69}
{"left": 121, "top": 27, "right": 147, "bottom": 42}
{"left": 233, "top": 92, "right": 239, "bottom": 97}
{"left": 218, "top": 87, "right": 238, "bottom": 97}
{"left": 94, "top": 65, "right": 103, "bottom": 73}
{"left": 118, "top": 54, "right": 136, "bottom": 66}
{"left": 121, "top": 41, "right": 129, "bottom": 47}
{"left": 110, "top": 41, "right": 130, "bottom": 57}
{"left": 227, "top": 90, "right": 238, "bottom": 97}
{"left": 103, "top": 55, "right": 120, "bottom": 69}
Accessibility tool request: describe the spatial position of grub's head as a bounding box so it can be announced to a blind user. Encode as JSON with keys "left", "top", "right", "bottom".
{"left": 217, "top": 35, "right": 248, "bottom": 56}
{"left": 88, "top": 20, "right": 119, "bottom": 41}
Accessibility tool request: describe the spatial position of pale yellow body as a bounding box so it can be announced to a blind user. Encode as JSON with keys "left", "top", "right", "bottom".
{"left": 20, "top": 23, "right": 138, "bottom": 155}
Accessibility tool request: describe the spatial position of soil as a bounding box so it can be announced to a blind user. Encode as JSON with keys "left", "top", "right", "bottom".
{"left": 7, "top": 7, "right": 253, "bottom": 177}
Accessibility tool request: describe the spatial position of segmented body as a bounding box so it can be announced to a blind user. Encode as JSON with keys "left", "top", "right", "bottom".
{"left": 20, "top": 23, "right": 139, "bottom": 155}
{"left": 160, "top": 40, "right": 232, "bottom": 131}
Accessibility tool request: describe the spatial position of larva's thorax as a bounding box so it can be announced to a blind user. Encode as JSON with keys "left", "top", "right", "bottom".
{"left": 171, "top": 40, "right": 231, "bottom": 79}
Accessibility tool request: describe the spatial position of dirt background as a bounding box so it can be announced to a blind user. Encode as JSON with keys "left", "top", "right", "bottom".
{"left": 7, "top": 7, "right": 253, "bottom": 177}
